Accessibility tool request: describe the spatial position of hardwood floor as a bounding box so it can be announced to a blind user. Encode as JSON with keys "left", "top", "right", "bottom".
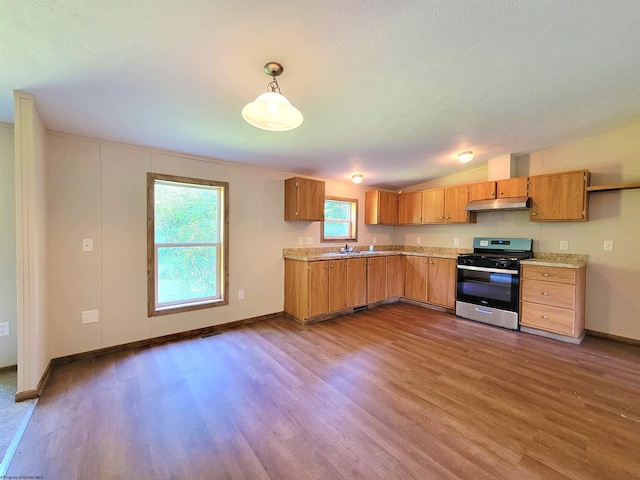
{"left": 8, "top": 303, "right": 640, "bottom": 479}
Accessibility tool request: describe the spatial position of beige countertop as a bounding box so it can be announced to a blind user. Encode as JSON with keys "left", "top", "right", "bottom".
{"left": 521, "top": 253, "right": 588, "bottom": 268}
{"left": 284, "top": 246, "right": 588, "bottom": 267}
{"left": 283, "top": 245, "right": 470, "bottom": 261}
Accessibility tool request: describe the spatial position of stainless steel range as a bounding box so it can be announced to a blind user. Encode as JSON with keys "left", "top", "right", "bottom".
{"left": 456, "top": 237, "right": 533, "bottom": 330}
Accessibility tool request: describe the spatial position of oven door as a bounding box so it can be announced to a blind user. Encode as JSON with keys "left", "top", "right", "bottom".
{"left": 456, "top": 265, "right": 520, "bottom": 312}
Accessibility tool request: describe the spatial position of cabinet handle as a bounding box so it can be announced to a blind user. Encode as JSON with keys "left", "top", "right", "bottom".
{"left": 330, "top": 264, "right": 334, "bottom": 268}
{"left": 491, "top": 192, "right": 495, "bottom": 196}
{"left": 445, "top": 216, "right": 450, "bottom": 219}
{"left": 325, "top": 265, "right": 329, "bottom": 270}
{"left": 543, "top": 273, "right": 550, "bottom": 277}
{"left": 542, "top": 292, "right": 549, "bottom": 296}
{"left": 499, "top": 191, "right": 504, "bottom": 195}
{"left": 531, "top": 212, "right": 537, "bottom": 216}
{"left": 439, "top": 216, "right": 443, "bottom": 220}
{"left": 542, "top": 315, "right": 549, "bottom": 319}
{"left": 429, "top": 261, "right": 434, "bottom": 264}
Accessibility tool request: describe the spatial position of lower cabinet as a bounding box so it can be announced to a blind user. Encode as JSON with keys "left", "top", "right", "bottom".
{"left": 520, "top": 264, "right": 586, "bottom": 341}
{"left": 285, "top": 254, "right": 456, "bottom": 324}
{"left": 427, "top": 257, "right": 456, "bottom": 309}
{"left": 404, "top": 255, "right": 428, "bottom": 302}
{"left": 346, "top": 257, "right": 368, "bottom": 308}
{"left": 367, "top": 256, "right": 387, "bottom": 304}
{"left": 386, "top": 256, "right": 405, "bottom": 298}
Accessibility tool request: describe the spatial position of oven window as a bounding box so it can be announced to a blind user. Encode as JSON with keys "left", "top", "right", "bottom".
{"left": 457, "top": 270, "right": 519, "bottom": 307}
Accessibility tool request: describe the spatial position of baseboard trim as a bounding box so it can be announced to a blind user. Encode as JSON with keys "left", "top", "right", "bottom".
{"left": 0, "top": 364, "right": 17, "bottom": 374}
{"left": 399, "top": 297, "right": 455, "bottom": 314}
{"left": 52, "top": 311, "right": 284, "bottom": 366}
{"left": 586, "top": 329, "right": 640, "bottom": 347}
{"left": 14, "top": 358, "right": 53, "bottom": 402}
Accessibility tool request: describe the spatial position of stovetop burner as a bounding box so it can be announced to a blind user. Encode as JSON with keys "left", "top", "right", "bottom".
{"left": 458, "top": 237, "right": 533, "bottom": 270}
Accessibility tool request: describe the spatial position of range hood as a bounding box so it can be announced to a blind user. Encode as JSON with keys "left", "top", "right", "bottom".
{"left": 464, "top": 196, "right": 531, "bottom": 212}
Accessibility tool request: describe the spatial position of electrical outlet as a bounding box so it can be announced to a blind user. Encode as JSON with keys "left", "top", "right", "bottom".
{"left": 82, "top": 238, "right": 93, "bottom": 252}
{"left": 306, "top": 237, "right": 313, "bottom": 245}
{"left": 81, "top": 310, "right": 99, "bottom": 324}
{"left": 373, "top": 237, "right": 377, "bottom": 244}
{"left": 560, "top": 240, "right": 568, "bottom": 250}
{"left": 416, "top": 237, "right": 421, "bottom": 245}
{"left": 0, "top": 322, "right": 9, "bottom": 336}
{"left": 604, "top": 240, "right": 614, "bottom": 251}
{"left": 454, "top": 238, "right": 460, "bottom": 246}
{"left": 297, "top": 237, "right": 303, "bottom": 246}
{"left": 238, "top": 290, "right": 245, "bottom": 300}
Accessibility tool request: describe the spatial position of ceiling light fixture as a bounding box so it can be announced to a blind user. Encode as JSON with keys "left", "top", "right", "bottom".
{"left": 458, "top": 151, "right": 474, "bottom": 163}
{"left": 241, "top": 62, "right": 303, "bottom": 132}
{"left": 351, "top": 174, "right": 364, "bottom": 184}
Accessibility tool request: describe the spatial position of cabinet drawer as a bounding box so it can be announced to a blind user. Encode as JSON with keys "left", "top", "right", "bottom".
{"left": 521, "top": 279, "right": 575, "bottom": 309}
{"left": 522, "top": 265, "right": 576, "bottom": 284}
{"left": 521, "top": 302, "right": 576, "bottom": 336}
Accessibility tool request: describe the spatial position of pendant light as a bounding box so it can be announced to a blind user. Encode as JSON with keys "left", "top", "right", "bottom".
{"left": 242, "top": 62, "right": 304, "bottom": 131}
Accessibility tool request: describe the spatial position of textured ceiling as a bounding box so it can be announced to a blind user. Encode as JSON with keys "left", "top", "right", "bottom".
{"left": 1, "top": 0, "right": 639, "bottom": 189}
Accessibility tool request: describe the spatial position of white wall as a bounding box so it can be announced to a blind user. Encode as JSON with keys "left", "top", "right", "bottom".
{"left": 46, "top": 134, "right": 390, "bottom": 358}
{"left": 0, "top": 122, "right": 17, "bottom": 368}
{"left": 14, "top": 92, "right": 50, "bottom": 393}
{"left": 394, "top": 122, "right": 640, "bottom": 341}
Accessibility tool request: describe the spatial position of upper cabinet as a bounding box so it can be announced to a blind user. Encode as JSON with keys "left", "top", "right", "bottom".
{"left": 444, "top": 185, "right": 477, "bottom": 224}
{"left": 398, "top": 191, "right": 423, "bottom": 225}
{"left": 365, "top": 190, "right": 398, "bottom": 225}
{"left": 497, "top": 177, "right": 528, "bottom": 198}
{"left": 284, "top": 177, "right": 325, "bottom": 221}
{"left": 529, "top": 170, "right": 590, "bottom": 222}
{"left": 468, "top": 181, "right": 496, "bottom": 201}
{"left": 421, "top": 188, "right": 445, "bottom": 224}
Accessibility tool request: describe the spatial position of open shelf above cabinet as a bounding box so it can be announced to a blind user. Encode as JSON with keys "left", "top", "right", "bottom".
{"left": 586, "top": 181, "right": 640, "bottom": 192}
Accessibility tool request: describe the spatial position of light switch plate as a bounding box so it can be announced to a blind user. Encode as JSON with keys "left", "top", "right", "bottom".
{"left": 416, "top": 237, "right": 421, "bottom": 245}
{"left": 454, "top": 238, "right": 460, "bottom": 246}
{"left": 604, "top": 240, "right": 614, "bottom": 251}
{"left": 306, "top": 237, "right": 313, "bottom": 245}
{"left": 560, "top": 240, "right": 568, "bottom": 250}
{"left": 297, "top": 237, "right": 303, "bottom": 246}
{"left": 238, "top": 290, "right": 245, "bottom": 300}
{"left": 0, "top": 322, "right": 9, "bottom": 336}
{"left": 373, "top": 237, "right": 377, "bottom": 244}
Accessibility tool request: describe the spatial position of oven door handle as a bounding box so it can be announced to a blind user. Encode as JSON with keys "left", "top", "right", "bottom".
{"left": 457, "top": 265, "right": 519, "bottom": 275}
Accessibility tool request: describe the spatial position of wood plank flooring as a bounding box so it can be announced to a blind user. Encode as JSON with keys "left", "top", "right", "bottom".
{"left": 7, "top": 303, "right": 640, "bottom": 479}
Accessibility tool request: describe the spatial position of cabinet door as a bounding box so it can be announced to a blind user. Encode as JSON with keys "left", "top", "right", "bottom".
{"left": 367, "top": 257, "right": 387, "bottom": 304}
{"left": 497, "top": 177, "right": 528, "bottom": 198}
{"left": 284, "top": 177, "right": 325, "bottom": 221}
{"left": 379, "top": 191, "right": 399, "bottom": 225}
{"left": 404, "top": 256, "right": 427, "bottom": 302}
{"left": 385, "top": 256, "right": 405, "bottom": 298}
{"left": 529, "top": 170, "right": 589, "bottom": 221}
{"left": 365, "top": 190, "right": 398, "bottom": 225}
{"left": 398, "top": 192, "right": 422, "bottom": 224}
{"left": 328, "top": 260, "right": 347, "bottom": 312}
{"left": 468, "top": 182, "right": 496, "bottom": 201}
{"left": 308, "top": 262, "right": 329, "bottom": 316}
{"left": 297, "top": 177, "right": 325, "bottom": 221}
{"left": 427, "top": 257, "right": 456, "bottom": 309}
{"left": 444, "top": 185, "right": 475, "bottom": 223}
{"left": 346, "top": 258, "right": 368, "bottom": 307}
{"left": 421, "top": 189, "right": 445, "bottom": 224}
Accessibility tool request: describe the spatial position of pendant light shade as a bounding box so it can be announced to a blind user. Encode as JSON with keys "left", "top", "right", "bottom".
{"left": 242, "top": 62, "right": 303, "bottom": 132}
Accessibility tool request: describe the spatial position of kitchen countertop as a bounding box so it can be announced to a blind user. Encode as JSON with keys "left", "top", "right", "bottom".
{"left": 521, "top": 253, "right": 588, "bottom": 268}
{"left": 284, "top": 246, "right": 588, "bottom": 267}
{"left": 283, "top": 245, "right": 470, "bottom": 261}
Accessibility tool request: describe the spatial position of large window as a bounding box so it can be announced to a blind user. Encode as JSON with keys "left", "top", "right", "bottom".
{"left": 322, "top": 196, "right": 358, "bottom": 242}
{"left": 147, "top": 173, "right": 229, "bottom": 316}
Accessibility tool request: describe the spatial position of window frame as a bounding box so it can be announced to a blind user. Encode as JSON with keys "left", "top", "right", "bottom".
{"left": 321, "top": 196, "right": 358, "bottom": 243}
{"left": 147, "top": 172, "right": 229, "bottom": 317}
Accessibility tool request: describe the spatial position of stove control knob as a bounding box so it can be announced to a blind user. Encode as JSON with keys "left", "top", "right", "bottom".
{"left": 497, "top": 260, "right": 511, "bottom": 269}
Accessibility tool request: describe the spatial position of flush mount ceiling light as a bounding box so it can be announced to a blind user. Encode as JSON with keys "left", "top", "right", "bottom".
{"left": 458, "top": 150, "right": 474, "bottom": 163}
{"left": 351, "top": 174, "right": 364, "bottom": 184}
{"left": 241, "top": 62, "right": 303, "bottom": 132}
